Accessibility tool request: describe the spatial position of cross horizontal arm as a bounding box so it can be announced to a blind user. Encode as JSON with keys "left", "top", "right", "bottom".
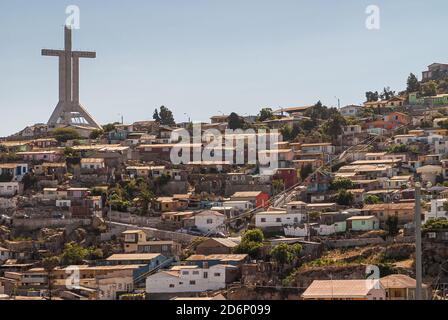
{"left": 42, "top": 49, "right": 64, "bottom": 56}
{"left": 72, "top": 51, "right": 96, "bottom": 59}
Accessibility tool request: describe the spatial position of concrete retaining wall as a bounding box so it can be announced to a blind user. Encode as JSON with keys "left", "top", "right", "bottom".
{"left": 12, "top": 218, "right": 91, "bottom": 231}
{"left": 106, "top": 222, "right": 198, "bottom": 244}
{"left": 324, "top": 236, "right": 415, "bottom": 249}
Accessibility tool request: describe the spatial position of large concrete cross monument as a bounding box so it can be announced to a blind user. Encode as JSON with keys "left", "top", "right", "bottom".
{"left": 42, "top": 26, "right": 102, "bottom": 130}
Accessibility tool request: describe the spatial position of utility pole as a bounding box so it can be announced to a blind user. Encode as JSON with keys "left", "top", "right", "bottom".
{"left": 415, "top": 182, "right": 423, "bottom": 300}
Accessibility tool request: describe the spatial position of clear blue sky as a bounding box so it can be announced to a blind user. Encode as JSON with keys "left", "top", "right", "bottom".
{"left": 0, "top": 0, "right": 447, "bottom": 136}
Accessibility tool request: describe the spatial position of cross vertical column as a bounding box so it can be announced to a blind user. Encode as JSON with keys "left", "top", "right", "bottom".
{"left": 64, "top": 26, "right": 72, "bottom": 103}
{"left": 73, "top": 56, "right": 79, "bottom": 103}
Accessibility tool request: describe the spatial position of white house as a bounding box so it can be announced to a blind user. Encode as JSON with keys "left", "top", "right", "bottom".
{"left": 300, "top": 143, "right": 335, "bottom": 155}
{"left": 0, "top": 182, "right": 22, "bottom": 197}
{"left": 428, "top": 198, "right": 448, "bottom": 222}
{"left": 393, "top": 134, "right": 418, "bottom": 145}
{"left": 194, "top": 211, "right": 226, "bottom": 234}
{"left": 255, "top": 211, "right": 304, "bottom": 229}
{"left": 98, "top": 275, "right": 134, "bottom": 300}
{"left": 146, "top": 264, "right": 234, "bottom": 294}
{"left": 340, "top": 105, "right": 363, "bottom": 117}
{"left": 222, "top": 200, "right": 254, "bottom": 212}
{"left": 80, "top": 158, "right": 105, "bottom": 170}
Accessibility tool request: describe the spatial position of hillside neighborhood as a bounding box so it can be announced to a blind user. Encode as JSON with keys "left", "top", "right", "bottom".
{"left": 2, "top": 63, "right": 448, "bottom": 301}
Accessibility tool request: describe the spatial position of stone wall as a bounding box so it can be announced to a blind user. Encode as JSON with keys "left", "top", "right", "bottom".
{"left": 109, "top": 211, "right": 161, "bottom": 227}
{"left": 12, "top": 218, "right": 91, "bottom": 231}
{"left": 106, "top": 221, "right": 198, "bottom": 244}
{"left": 324, "top": 236, "right": 414, "bottom": 249}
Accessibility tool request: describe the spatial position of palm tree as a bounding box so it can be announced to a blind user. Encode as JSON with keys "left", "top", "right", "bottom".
{"left": 138, "top": 185, "right": 156, "bottom": 216}
{"left": 42, "top": 256, "right": 60, "bottom": 300}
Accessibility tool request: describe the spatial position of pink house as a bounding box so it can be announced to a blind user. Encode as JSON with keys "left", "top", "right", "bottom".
{"left": 16, "top": 151, "right": 61, "bottom": 163}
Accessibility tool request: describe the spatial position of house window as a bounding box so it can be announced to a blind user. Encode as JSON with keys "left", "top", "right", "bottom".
{"left": 207, "top": 219, "right": 213, "bottom": 224}
{"left": 214, "top": 273, "right": 221, "bottom": 277}
{"left": 261, "top": 218, "right": 266, "bottom": 223}
{"left": 189, "top": 280, "right": 196, "bottom": 285}
{"left": 203, "top": 272, "right": 208, "bottom": 279}
{"left": 276, "top": 218, "right": 281, "bottom": 223}
{"left": 193, "top": 271, "right": 199, "bottom": 275}
{"left": 182, "top": 271, "right": 189, "bottom": 275}
{"left": 169, "top": 284, "right": 175, "bottom": 288}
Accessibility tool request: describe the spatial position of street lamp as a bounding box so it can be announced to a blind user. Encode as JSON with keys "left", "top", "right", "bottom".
{"left": 334, "top": 96, "right": 341, "bottom": 109}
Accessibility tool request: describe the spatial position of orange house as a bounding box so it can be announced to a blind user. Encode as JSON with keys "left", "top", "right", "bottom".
{"left": 364, "top": 112, "right": 410, "bottom": 131}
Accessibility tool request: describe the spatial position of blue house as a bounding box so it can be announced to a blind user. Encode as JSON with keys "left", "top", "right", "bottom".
{"left": 102, "top": 253, "right": 169, "bottom": 280}
{"left": 185, "top": 254, "right": 248, "bottom": 268}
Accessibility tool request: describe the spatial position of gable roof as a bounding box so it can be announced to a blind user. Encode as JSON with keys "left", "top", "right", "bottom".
{"left": 231, "top": 191, "right": 264, "bottom": 198}
{"left": 198, "top": 238, "right": 238, "bottom": 248}
{"left": 106, "top": 253, "right": 161, "bottom": 261}
{"left": 380, "top": 274, "right": 428, "bottom": 289}
{"left": 363, "top": 203, "right": 415, "bottom": 211}
{"left": 186, "top": 254, "right": 248, "bottom": 262}
{"left": 302, "top": 280, "right": 382, "bottom": 299}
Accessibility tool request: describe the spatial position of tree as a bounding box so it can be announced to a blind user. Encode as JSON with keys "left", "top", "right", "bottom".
{"left": 258, "top": 108, "right": 274, "bottom": 122}
{"left": 280, "top": 124, "right": 301, "bottom": 141}
{"left": 365, "top": 91, "right": 379, "bottom": 102}
{"left": 137, "top": 185, "right": 156, "bottom": 215}
{"left": 387, "top": 144, "right": 409, "bottom": 153}
{"left": 300, "top": 164, "right": 313, "bottom": 181}
{"left": 89, "top": 129, "right": 104, "bottom": 139}
{"left": 42, "top": 256, "right": 60, "bottom": 300}
{"left": 270, "top": 243, "right": 302, "bottom": 270}
{"left": 335, "top": 189, "right": 354, "bottom": 206}
{"left": 421, "top": 80, "right": 438, "bottom": 97}
{"left": 359, "top": 107, "right": 376, "bottom": 120}
{"left": 228, "top": 112, "right": 244, "bottom": 130}
{"left": 385, "top": 215, "right": 399, "bottom": 237}
{"left": 52, "top": 128, "right": 81, "bottom": 143}
{"left": 304, "top": 101, "right": 336, "bottom": 121}
{"left": 87, "top": 247, "right": 104, "bottom": 260}
{"left": 242, "top": 229, "right": 264, "bottom": 243}
{"left": 300, "top": 118, "right": 316, "bottom": 132}
{"left": 330, "top": 178, "right": 355, "bottom": 191}
{"left": 21, "top": 173, "right": 38, "bottom": 191}
{"left": 323, "top": 113, "right": 347, "bottom": 139}
{"left": 60, "top": 242, "right": 89, "bottom": 266}
{"left": 233, "top": 229, "right": 264, "bottom": 259}
{"left": 153, "top": 109, "right": 161, "bottom": 123}
{"left": 270, "top": 243, "right": 293, "bottom": 268}
{"left": 102, "top": 123, "right": 118, "bottom": 133}
{"left": 380, "top": 87, "right": 396, "bottom": 100}
{"left": 364, "top": 195, "right": 381, "bottom": 205}
{"left": 407, "top": 73, "right": 420, "bottom": 93}
{"left": 158, "top": 106, "right": 176, "bottom": 126}
{"left": 443, "top": 201, "right": 448, "bottom": 212}
{"left": 0, "top": 172, "right": 13, "bottom": 183}
{"left": 422, "top": 218, "right": 448, "bottom": 232}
